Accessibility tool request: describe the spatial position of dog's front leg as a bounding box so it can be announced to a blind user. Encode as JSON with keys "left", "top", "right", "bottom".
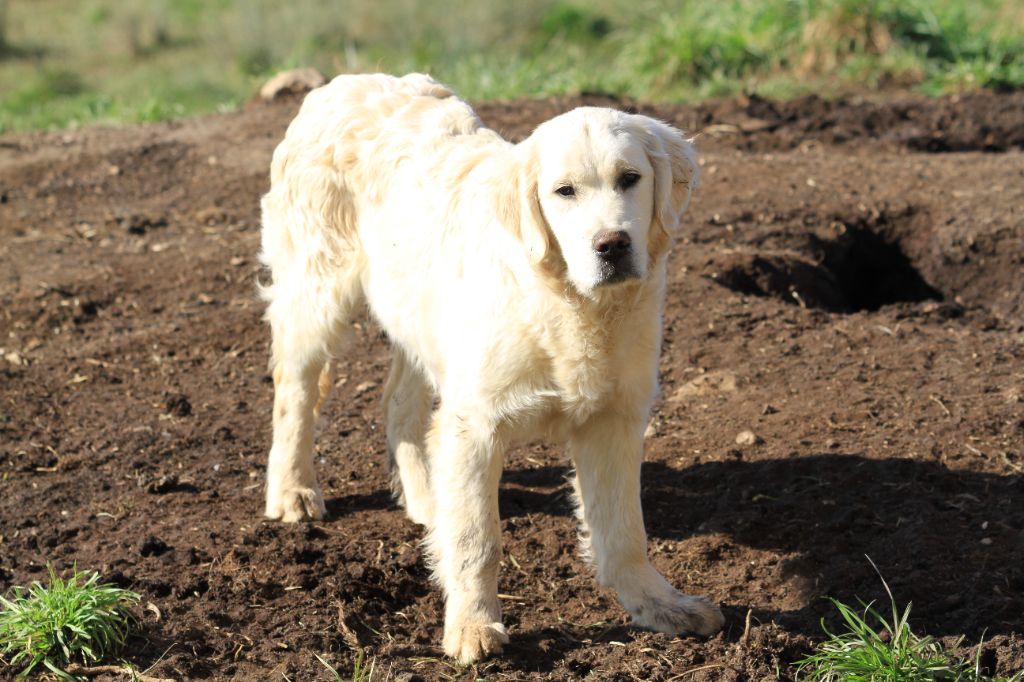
{"left": 570, "top": 414, "right": 724, "bottom": 637}
{"left": 426, "top": 409, "right": 508, "bottom": 663}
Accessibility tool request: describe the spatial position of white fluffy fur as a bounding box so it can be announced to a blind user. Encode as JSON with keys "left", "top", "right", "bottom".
{"left": 259, "top": 73, "right": 724, "bottom": 663}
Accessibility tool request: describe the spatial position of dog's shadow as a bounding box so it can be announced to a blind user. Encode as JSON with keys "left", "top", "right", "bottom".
{"left": 315, "top": 452, "right": 1020, "bottom": 671}
{"left": 499, "top": 463, "right": 576, "bottom": 518}
{"left": 324, "top": 488, "right": 394, "bottom": 517}
{"left": 500, "top": 453, "right": 1022, "bottom": 647}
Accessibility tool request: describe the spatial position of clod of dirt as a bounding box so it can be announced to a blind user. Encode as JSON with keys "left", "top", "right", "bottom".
{"left": 111, "top": 212, "right": 168, "bottom": 235}
{"left": 145, "top": 474, "right": 179, "bottom": 494}
{"left": 139, "top": 536, "right": 170, "bottom": 557}
{"left": 163, "top": 393, "right": 192, "bottom": 417}
{"left": 17, "top": 449, "right": 58, "bottom": 471}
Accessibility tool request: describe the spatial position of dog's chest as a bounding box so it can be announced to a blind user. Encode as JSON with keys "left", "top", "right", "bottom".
{"left": 534, "top": 290, "right": 659, "bottom": 429}
{"left": 543, "top": 321, "right": 623, "bottom": 424}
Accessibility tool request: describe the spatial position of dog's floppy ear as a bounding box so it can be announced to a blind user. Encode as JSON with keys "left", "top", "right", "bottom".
{"left": 495, "top": 142, "right": 553, "bottom": 266}
{"left": 639, "top": 117, "right": 699, "bottom": 261}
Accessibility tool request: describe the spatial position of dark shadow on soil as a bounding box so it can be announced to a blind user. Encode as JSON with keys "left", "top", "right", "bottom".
{"left": 711, "top": 206, "right": 944, "bottom": 312}
{"left": 641, "top": 454, "right": 1023, "bottom": 639}
{"left": 501, "top": 625, "right": 634, "bottom": 675}
{"left": 500, "top": 604, "right": 767, "bottom": 674}
{"left": 325, "top": 489, "right": 394, "bottom": 517}
{"left": 497, "top": 455, "right": 1022, "bottom": 641}
{"left": 500, "top": 464, "right": 574, "bottom": 519}
{"left": 325, "top": 474, "right": 577, "bottom": 520}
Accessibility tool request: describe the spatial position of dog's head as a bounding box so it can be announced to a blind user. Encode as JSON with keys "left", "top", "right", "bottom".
{"left": 498, "top": 108, "right": 698, "bottom": 296}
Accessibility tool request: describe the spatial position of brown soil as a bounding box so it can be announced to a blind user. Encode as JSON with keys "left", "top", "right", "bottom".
{"left": 1, "top": 89, "right": 1022, "bottom": 681}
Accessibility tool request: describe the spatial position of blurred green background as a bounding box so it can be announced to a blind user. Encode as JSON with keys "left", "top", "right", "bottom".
{"left": 1, "top": 0, "right": 1022, "bottom": 132}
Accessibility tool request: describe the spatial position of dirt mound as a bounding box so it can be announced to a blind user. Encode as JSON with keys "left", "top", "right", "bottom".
{"left": 1, "top": 91, "right": 1022, "bottom": 680}
{"left": 698, "top": 90, "right": 1024, "bottom": 152}
{"left": 479, "top": 89, "right": 1024, "bottom": 153}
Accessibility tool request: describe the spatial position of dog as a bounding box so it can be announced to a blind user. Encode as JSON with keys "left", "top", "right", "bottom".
{"left": 259, "top": 73, "right": 724, "bottom": 663}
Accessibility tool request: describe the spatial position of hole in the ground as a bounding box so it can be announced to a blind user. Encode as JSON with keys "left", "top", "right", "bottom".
{"left": 711, "top": 219, "right": 942, "bottom": 312}
{"left": 811, "top": 225, "right": 942, "bottom": 311}
{"left": 711, "top": 252, "right": 847, "bottom": 311}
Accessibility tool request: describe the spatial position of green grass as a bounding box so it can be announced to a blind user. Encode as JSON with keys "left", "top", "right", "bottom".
{"left": 1, "top": 0, "right": 1023, "bottom": 132}
{"left": 0, "top": 565, "right": 140, "bottom": 680}
{"left": 315, "top": 649, "right": 377, "bottom": 682}
{"left": 796, "top": 571, "right": 1024, "bottom": 682}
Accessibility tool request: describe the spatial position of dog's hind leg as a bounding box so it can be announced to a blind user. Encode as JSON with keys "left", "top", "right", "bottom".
{"left": 264, "top": 271, "right": 361, "bottom": 523}
{"left": 383, "top": 350, "right": 435, "bottom": 526}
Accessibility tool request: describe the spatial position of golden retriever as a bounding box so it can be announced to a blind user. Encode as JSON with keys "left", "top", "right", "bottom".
{"left": 259, "top": 73, "right": 724, "bottom": 662}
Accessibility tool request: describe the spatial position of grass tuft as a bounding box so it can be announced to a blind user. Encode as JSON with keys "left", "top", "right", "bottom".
{"left": 0, "top": 565, "right": 140, "bottom": 680}
{"left": 796, "top": 596, "right": 960, "bottom": 680}
{"left": 796, "top": 559, "right": 1024, "bottom": 681}
{"left": 316, "top": 649, "right": 377, "bottom": 682}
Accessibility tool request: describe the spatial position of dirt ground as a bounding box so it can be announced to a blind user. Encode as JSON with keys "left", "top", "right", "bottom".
{"left": 1, "top": 88, "right": 1023, "bottom": 681}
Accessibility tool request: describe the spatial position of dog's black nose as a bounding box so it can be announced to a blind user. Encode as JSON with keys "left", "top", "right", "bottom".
{"left": 593, "top": 230, "right": 632, "bottom": 262}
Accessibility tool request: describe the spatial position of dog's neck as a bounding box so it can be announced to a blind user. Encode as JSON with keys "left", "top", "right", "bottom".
{"left": 538, "top": 274, "right": 661, "bottom": 422}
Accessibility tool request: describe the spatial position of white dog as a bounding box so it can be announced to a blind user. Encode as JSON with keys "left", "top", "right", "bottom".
{"left": 259, "top": 73, "right": 724, "bottom": 662}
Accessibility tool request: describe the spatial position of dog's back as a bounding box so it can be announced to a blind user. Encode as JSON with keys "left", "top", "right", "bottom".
{"left": 269, "top": 73, "right": 483, "bottom": 184}
{"left": 260, "top": 73, "right": 496, "bottom": 280}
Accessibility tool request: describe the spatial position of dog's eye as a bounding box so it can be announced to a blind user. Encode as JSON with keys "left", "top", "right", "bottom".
{"left": 555, "top": 185, "right": 576, "bottom": 198}
{"left": 618, "top": 171, "right": 641, "bottom": 190}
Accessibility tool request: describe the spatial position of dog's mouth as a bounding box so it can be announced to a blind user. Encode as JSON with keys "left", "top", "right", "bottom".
{"left": 595, "top": 260, "right": 640, "bottom": 286}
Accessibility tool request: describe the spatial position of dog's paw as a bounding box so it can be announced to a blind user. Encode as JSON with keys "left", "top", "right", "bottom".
{"left": 630, "top": 592, "right": 724, "bottom": 637}
{"left": 443, "top": 622, "right": 509, "bottom": 663}
{"left": 265, "top": 485, "right": 325, "bottom": 522}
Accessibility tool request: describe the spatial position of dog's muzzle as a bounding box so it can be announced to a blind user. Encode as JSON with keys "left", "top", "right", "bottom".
{"left": 593, "top": 230, "right": 638, "bottom": 284}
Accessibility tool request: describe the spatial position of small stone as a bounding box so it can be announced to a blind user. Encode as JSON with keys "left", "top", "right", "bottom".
{"left": 735, "top": 430, "right": 762, "bottom": 446}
